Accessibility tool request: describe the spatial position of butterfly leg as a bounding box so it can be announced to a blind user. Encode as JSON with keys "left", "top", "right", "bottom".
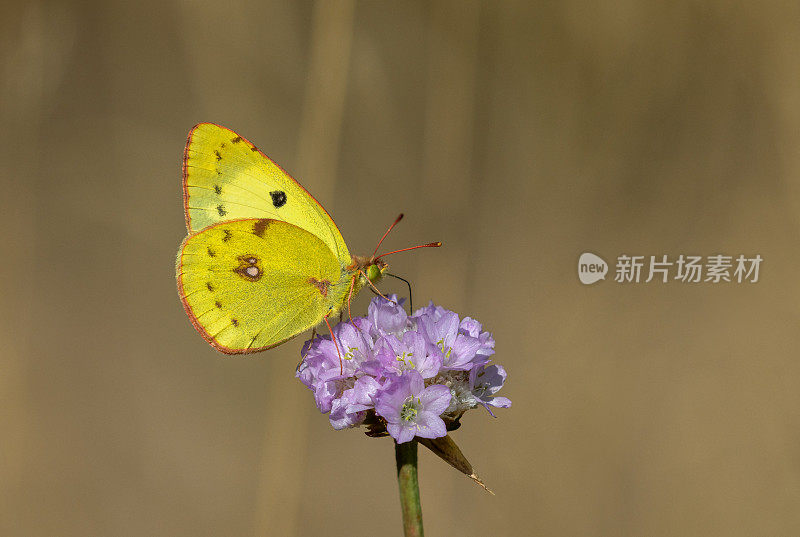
{"left": 323, "top": 312, "right": 344, "bottom": 375}
{"left": 296, "top": 328, "right": 318, "bottom": 372}
{"left": 346, "top": 273, "right": 374, "bottom": 341}
{"left": 358, "top": 269, "right": 396, "bottom": 305}
{"left": 346, "top": 273, "right": 357, "bottom": 321}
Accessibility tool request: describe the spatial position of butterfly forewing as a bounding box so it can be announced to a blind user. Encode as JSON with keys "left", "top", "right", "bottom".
{"left": 177, "top": 219, "right": 350, "bottom": 353}
{"left": 183, "top": 123, "right": 351, "bottom": 264}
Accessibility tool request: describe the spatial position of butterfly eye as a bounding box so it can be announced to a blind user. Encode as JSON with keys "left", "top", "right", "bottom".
{"left": 366, "top": 264, "right": 382, "bottom": 282}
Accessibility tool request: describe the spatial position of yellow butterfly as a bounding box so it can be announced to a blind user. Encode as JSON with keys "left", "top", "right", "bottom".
{"left": 176, "top": 123, "right": 438, "bottom": 354}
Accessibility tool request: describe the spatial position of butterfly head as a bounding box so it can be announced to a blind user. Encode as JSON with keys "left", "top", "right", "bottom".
{"left": 351, "top": 255, "right": 388, "bottom": 284}
{"left": 366, "top": 259, "right": 388, "bottom": 283}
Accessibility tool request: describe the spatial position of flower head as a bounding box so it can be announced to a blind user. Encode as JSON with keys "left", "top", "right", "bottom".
{"left": 296, "top": 295, "right": 511, "bottom": 443}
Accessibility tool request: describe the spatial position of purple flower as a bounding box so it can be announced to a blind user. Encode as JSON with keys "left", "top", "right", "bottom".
{"left": 375, "top": 331, "right": 442, "bottom": 379}
{"left": 374, "top": 371, "right": 452, "bottom": 444}
{"left": 367, "top": 294, "right": 409, "bottom": 337}
{"left": 416, "top": 309, "right": 482, "bottom": 371}
{"left": 296, "top": 339, "right": 344, "bottom": 412}
{"left": 296, "top": 321, "right": 376, "bottom": 412}
{"left": 296, "top": 296, "right": 510, "bottom": 443}
{"left": 329, "top": 376, "right": 381, "bottom": 430}
{"left": 470, "top": 364, "right": 512, "bottom": 416}
{"left": 411, "top": 301, "right": 449, "bottom": 323}
{"left": 458, "top": 317, "right": 483, "bottom": 338}
{"left": 459, "top": 317, "right": 495, "bottom": 363}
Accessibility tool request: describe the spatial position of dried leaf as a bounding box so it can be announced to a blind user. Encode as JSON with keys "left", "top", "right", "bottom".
{"left": 418, "top": 435, "right": 494, "bottom": 494}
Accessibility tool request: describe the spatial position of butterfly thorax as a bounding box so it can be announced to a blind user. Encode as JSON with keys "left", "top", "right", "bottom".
{"left": 320, "top": 255, "right": 386, "bottom": 319}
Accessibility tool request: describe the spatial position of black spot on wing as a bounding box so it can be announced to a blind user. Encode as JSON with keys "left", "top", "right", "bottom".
{"left": 206, "top": 282, "right": 215, "bottom": 292}
{"left": 217, "top": 205, "right": 227, "bottom": 216}
{"left": 270, "top": 190, "right": 287, "bottom": 208}
{"left": 214, "top": 184, "right": 222, "bottom": 194}
{"left": 207, "top": 247, "right": 216, "bottom": 257}
{"left": 215, "top": 301, "right": 222, "bottom": 309}
{"left": 231, "top": 318, "right": 239, "bottom": 327}
{"left": 222, "top": 229, "right": 232, "bottom": 242}
{"left": 214, "top": 150, "right": 222, "bottom": 161}
{"left": 231, "top": 136, "right": 242, "bottom": 143}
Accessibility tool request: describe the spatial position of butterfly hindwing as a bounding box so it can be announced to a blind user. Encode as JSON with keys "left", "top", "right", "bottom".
{"left": 177, "top": 218, "right": 352, "bottom": 353}
{"left": 182, "top": 123, "right": 351, "bottom": 264}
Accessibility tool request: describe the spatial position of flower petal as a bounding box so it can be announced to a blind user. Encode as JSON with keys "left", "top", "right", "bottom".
{"left": 412, "top": 411, "right": 447, "bottom": 439}
{"left": 419, "top": 384, "right": 452, "bottom": 415}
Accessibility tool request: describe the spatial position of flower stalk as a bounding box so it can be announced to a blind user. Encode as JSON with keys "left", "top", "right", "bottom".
{"left": 395, "top": 440, "right": 424, "bottom": 537}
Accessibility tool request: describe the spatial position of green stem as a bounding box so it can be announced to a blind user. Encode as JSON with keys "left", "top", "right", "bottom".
{"left": 395, "top": 439, "right": 424, "bottom": 537}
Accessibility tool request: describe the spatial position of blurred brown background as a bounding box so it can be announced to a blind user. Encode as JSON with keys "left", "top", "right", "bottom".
{"left": 2, "top": 1, "right": 800, "bottom": 536}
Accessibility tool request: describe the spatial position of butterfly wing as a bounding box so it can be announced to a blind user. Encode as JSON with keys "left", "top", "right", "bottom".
{"left": 182, "top": 123, "right": 351, "bottom": 264}
{"left": 177, "top": 218, "right": 353, "bottom": 353}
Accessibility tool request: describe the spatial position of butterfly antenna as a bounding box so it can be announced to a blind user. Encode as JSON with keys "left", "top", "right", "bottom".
{"left": 386, "top": 272, "right": 413, "bottom": 312}
{"left": 374, "top": 241, "right": 442, "bottom": 261}
{"left": 371, "top": 213, "right": 404, "bottom": 258}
